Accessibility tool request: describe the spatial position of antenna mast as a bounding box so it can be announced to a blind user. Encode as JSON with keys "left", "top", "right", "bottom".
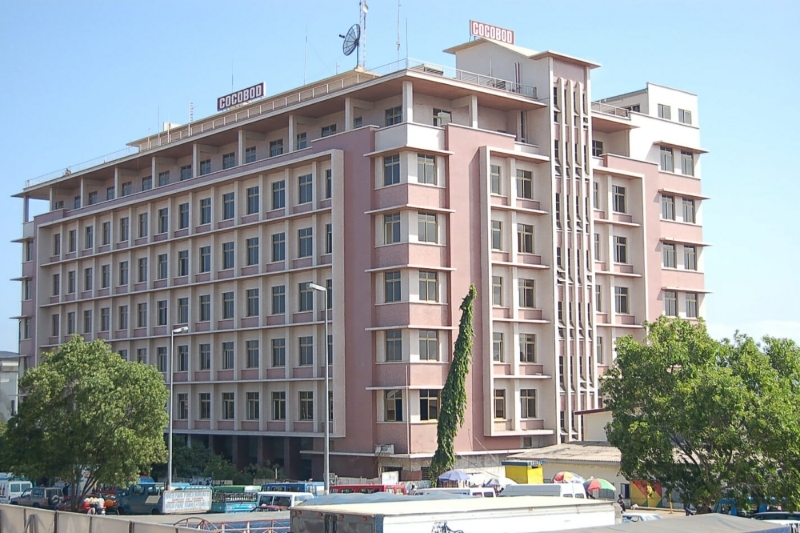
{"left": 359, "top": 0, "right": 368, "bottom": 69}
{"left": 396, "top": 0, "right": 401, "bottom": 62}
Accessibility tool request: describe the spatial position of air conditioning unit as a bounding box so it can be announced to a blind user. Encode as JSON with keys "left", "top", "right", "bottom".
{"left": 374, "top": 444, "right": 395, "bottom": 455}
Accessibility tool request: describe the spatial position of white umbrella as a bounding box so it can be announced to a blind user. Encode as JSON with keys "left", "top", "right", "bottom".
{"left": 484, "top": 476, "right": 518, "bottom": 488}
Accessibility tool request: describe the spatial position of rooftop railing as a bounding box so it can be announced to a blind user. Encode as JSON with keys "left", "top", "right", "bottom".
{"left": 591, "top": 102, "right": 630, "bottom": 119}
{"left": 25, "top": 147, "right": 139, "bottom": 188}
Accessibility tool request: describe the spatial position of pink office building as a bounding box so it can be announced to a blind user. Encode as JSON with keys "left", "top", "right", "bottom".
{"left": 14, "top": 36, "right": 707, "bottom": 481}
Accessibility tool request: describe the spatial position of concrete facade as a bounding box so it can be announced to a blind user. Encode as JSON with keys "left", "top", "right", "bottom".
{"left": 13, "top": 37, "right": 706, "bottom": 481}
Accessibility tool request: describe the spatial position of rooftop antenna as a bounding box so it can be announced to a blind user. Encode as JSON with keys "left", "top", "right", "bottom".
{"left": 339, "top": 0, "right": 368, "bottom": 70}
{"left": 396, "top": 0, "right": 401, "bottom": 62}
{"left": 359, "top": 0, "right": 368, "bottom": 69}
{"left": 303, "top": 27, "right": 308, "bottom": 85}
{"left": 189, "top": 100, "right": 194, "bottom": 122}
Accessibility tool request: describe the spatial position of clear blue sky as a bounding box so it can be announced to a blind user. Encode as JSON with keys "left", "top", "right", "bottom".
{"left": 0, "top": 0, "right": 797, "bottom": 352}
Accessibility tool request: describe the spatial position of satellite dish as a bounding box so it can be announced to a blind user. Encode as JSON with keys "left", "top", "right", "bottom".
{"left": 341, "top": 24, "right": 360, "bottom": 57}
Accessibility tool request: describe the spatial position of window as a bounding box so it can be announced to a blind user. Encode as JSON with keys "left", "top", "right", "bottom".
{"left": 492, "top": 276, "right": 503, "bottom": 306}
{"left": 141, "top": 176, "right": 153, "bottom": 191}
{"left": 491, "top": 221, "right": 502, "bottom": 250}
{"left": 519, "top": 279, "right": 535, "bottom": 308}
{"left": 299, "top": 391, "right": 314, "bottom": 420}
{"left": 520, "top": 333, "right": 536, "bottom": 363}
{"left": 246, "top": 289, "right": 259, "bottom": 317}
{"left": 596, "top": 336, "right": 604, "bottom": 364}
{"left": 657, "top": 104, "right": 671, "bottom": 120}
{"left": 222, "top": 292, "right": 234, "bottom": 319}
{"left": 222, "top": 242, "right": 234, "bottom": 269}
{"left": 74, "top": 196, "right": 81, "bottom": 209}
{"left": 199, "top": 344, "right": 211, "bottom": 370}
{"left": 678, "top": 108, "right": 692, "bottom": 125}
{"left": 157, "top": 300, "right": 167, "bottom": 326}
{"left": 158, "top": 171, "right": 170, "bottom": 186}
{"left": 660, "top": 147, "right": 674, "bottom": 172}
{"left": 325, "top": 223, "right": 332, "bottom": 254}
{"left": 682, "top": 198, "right": 696, "bottom": 223}
{"left": 663, "top": 242, "right": 676, "bottom": 268}
{"left": 68, "top": 229, "right": 76, "bottom": 252}
{"left": 516, "top": 169, "right": 533, "bottom": 199}
{"left": 353, "top": 116, "right": 363, "bottom": 128}
{"left": 137, "top": 258, "right": 147, "bottom": 282}
{"left": 157, "top": 346, "right": 168, "bottom": 372}
{"left": 419, "top": 330, "right": 439, "bottom": 361}
{"left": 593, "top": 182, "right": 599, "bottom": 208}
{"left": 520, "top": 389, "right": 537, "bottom": 419}
{"left": 222, "top": 152, "right": 236, "bottom": 169}
{"left": 298, "top": 228, "right": 313, "bottom": 257}
{"left": 199, "top": 246, "right": 210, "bottom": 273}
{"left": 180, "top": 165, "right": 192, "bottom": 181}
{"left": 490, "top": 164, "right": 501, "bottom": 195}
{"left": 684, "top": 246, "right": 697, "bottom": 271}
{"left": 101, "top": 222, "right": 110, "bottom": 245}
{"left": 177, "top": 394, "right": 188, "bottom": 419}
{"left": 178, "top": 250, "right": 189, "bottom": 276}
{"left": 614, "top": 236, "right": 628, "bottom": 264}
{"left": 53, "top": 233, "right": 61, "bottom": 255}
{"left": 221, "top": 192, "right": 235, "bottom": 220}
{"left": 246, "top": 186, "right": 259, "bottom": 215}
{"left": 177, "top": 203, "right": 189, "bottom": 229}
{"left": 177, "top": 297, "right": 188, "bottom": 324}
{"left": 87, "top": 191, "right": 98, "bottom": 205}
{"left": 118, "top": 305, "right": 128, "bottom": 330}
{"left": 246, "top": 340, "right": 259, "bottom": 368}
{"left": 325, "top": 278, "right": 333, "bottom": 310}
{"left": 661, "top": 195, "right": 675, "bottom": 220}
{"left": 272, "top": 233, "right": 286, "bottom": 262}
{"left": 67, "top": 312, "right": 76, "bottom": 334}
{"left": 420, "top": 390, "right": 440, "bottom": 421}
{"left": 245, "top": 237, "right": 259, "bottom": 266}
{"left": 686, "top": 293, "right": 698, "bottom": 318}
{"left": 156, "top": 254, "right": 167, "bottom": 280}
{"left": 272, "top": 180, "right": 285, "bottom": 210}
{"left": 385, "top": 271, "right": 401, "bottom": 303}
{"left": 118, "top": 218, "right": 129, "bottom": 242}
{"left": 681, "top": 151, "right": 694, "bottom": 176}
{"left": 298, "top": 174, "right": 313, "bottom": 204}
{"left": 269, "top": 139, "right": 283, "bottom": 157}
{"left": 296, "top": 132, "right": 307, "bottom": 149}
{"left": 493, "top": 332, "right": 503, "bottom": 362}
{"left": 299, "top": 336, "right": 314, "bottom": 366}
{"left": 121, "top": 181, "right": 132, "bottom": 196}
{"left": 612, "top": 185, "right": 626, "bottom": 213}
{"left": 272, "top": 285, "right": 286, "bottom": 314}
{"left": 222, "top": 342, "right": 235, "bottom": 369}
{"left": 67, "top": 270, "right": 76, "bottom": 293}
{"left": 177, "top": 348, "right": 188, "bottom": 376}
{"left": 299, "top": 283, "right": 314, "bottom": 312}
{"left": 200, "top": 198, "right": 211, "bottom": 224}
{"left": 385, "top": 330, "right": 402, "bottom": 361}
{"left": 325, "top": 169, "right": 332, "bottom": 199}
{"left": 272, "top": 391, "right": 286, "bottom": 420}
{"left": 199, "top": 295, "right": 211, "bottom": 322}
{"left": 384, "top": 390, "right": 403, "bottom": 421}
{"left": 494, "top": 389, "right": 506, "bottom": 419}
{"left": 83, "top": 310, "right": 93, "bottom": 333}
{"left": 593, "top": 234, "right": 600, "bottom": 262}
{"left": 385, "top": 106, "right": 402, "bottom": 126}
{"left": 199, "top": 393, "right": 211, "bottom": 419}
{"left": 418, "top": 212, "right": 437, "bottom": 243}
{"left": 272, "top": 338, "right": 286, "bottom": 366}
{"left": 433, "top": 108, "right": 451, "bottom": 127}
{"left": 664, "top": 290, "right": 677, "bottom": 316}
{"left": 119, "top": 261, "right": 129, "bottom": 285}
{"left": 84, "top": 226, "right": 94, "bottom": 249}
{"left": 321, "top": 124, "right": 337, "bottom": 137}
{"left": 417, "top": 154, "right": 436, "bottom": 185}
{"left": 419, "top": 271, "right": 438, "bottom": 302}
{"left": 517, "top": 223, "right": 534, "bottom": 254}
{"left": 222, "top": 393, "right": 235, "bottom": 420}
{"left": 137, "top": 302, "right": 147, "bottom": 328}
{"left": 245, "top": 146, "right": 256, "bottom": 163}
{"left": 199, "top": 159, "right": 211, "bottom": 175}
{"left": 555, "top": 193, "right": 561, "bottom": 228}
{"left": 138, "top": 213, "right": 148, "bottom": 238}
{"left": 246, "top": 391, "right": 260, "bottom": 420}
{"left": 592, "top": 140, "right": 604, "bottom": 157}
{"left": 383, "top": 155, "right": 400, "bottom": 186}
{"left": 156, "top": 208, "right": 168, "bottom": 234}
{"left": 615, "top": 286, "right": 629, "bottom": 314}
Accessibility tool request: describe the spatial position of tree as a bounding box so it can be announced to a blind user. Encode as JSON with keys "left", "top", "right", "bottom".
{"left": 151, "top": 439, "right": 282, "bottom": 484}
{"left": 602, "top": 317, "right": 800, "bottom": 510}
{"left": 3, "top": 336, "right": 169, "bottom": 510}
{"left": 429, "top": 284, "right": 477, "bottom": 483}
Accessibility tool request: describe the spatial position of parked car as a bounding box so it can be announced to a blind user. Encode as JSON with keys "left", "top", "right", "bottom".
{"left": 17, "top": 487, "right": 62, "bottom": 509}
{"left": 622, "top": 512, "right": 663, "bottom": 522}
{"left": 10, "top": 488, "right": 31, "bottom": 505}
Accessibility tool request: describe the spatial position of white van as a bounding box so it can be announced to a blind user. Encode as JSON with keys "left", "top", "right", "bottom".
{"left": 0, "top": 479, "right": 33, "bottom": 504}
{"left": 256, "top": 491, "right": 315, "bottom": 510}
{"left": 500, "top": 483, "right": 586, "bottom": 499}
{"left": 413, "top": 487, "right": 496, "bottom": 498}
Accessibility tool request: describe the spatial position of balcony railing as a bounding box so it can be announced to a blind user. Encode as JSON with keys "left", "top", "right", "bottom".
{"left": 591, "top": 102, "right": 630, "bottom": 119}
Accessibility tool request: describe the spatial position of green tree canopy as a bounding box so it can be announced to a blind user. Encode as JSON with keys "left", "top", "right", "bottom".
{"left": 602, "top": 317, "right": 800, "bottom": 510}
{"left": 3, "top": 336, "right": 169, "bottom": 509}
{"left": 429, "top": 284, "right": 476, "bottom": 483}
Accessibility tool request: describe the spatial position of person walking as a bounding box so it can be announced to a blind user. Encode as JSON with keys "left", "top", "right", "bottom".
{"left": 617, "top": 494, "right": 627, "bottom": 512}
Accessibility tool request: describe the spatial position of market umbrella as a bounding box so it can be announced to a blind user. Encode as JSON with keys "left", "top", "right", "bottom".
{"left": 484, "top": 476, "right": 518, "bottom": 488}
{"left": 583, "top": 478, "right": 615, "bottom": 492}
{"left": 552, "top": 471, "right": 584, "bottom": 483}
{"left": 438, "top": 469, "right": 470, "bottom": 482}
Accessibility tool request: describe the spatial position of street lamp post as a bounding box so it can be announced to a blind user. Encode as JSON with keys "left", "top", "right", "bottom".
{"left": 167, "top": 325, "right": 189, "bottom": 491}
{"left": 307, "top": 283, "right": 330, "bottom": 494}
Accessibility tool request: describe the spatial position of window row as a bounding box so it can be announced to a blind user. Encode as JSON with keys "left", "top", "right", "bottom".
{"left": 491, "top": 332, "right": 538, "bottom": 363}
{"left": 661, "top": 242, "right": 699, "bottom": 270}
{"left": 490, "top": 276, "right": 537, "bottom": 308}
{"left": 176, "top": 390, "right": 331, "bottom": 422}
{"left": 381, "top": 211, "right": 442, "bottom": 245}
{"left": 659, "top": 146, "right": 695, "bottom": 176}
{"left": 657, "top": 103, "right": 693, "bottom": 125}
{"left": 660, "top": 194, "right": 697, "bottom": 223}
{"left": 594, "top": 285, "right": 633, "bottom": 315}
{"left": 488, "top": 166, "right": 535, "bottom": 200}
{"left": 663, "top": 291, "right": 699, "bottom": 318}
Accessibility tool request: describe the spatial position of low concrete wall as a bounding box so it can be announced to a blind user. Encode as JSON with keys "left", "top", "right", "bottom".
{"left": 0, "top": 505, "right": 193, "bottom": 533}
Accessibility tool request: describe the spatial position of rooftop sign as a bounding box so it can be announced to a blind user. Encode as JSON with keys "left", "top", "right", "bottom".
{"left": 217, "top": 82, "right": 265, "bottom": 111}
{"left": 469, "top": 20, "right": 515, "bottom": 46}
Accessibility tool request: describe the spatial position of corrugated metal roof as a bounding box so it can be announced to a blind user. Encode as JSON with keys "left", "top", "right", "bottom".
{"left": 509, "top": 442, "right": 622, "bottom": 465}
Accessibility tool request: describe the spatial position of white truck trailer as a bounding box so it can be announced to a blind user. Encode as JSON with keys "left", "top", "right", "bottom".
{"left": 290, "top": 495, "right": 615, "bottom": 533}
